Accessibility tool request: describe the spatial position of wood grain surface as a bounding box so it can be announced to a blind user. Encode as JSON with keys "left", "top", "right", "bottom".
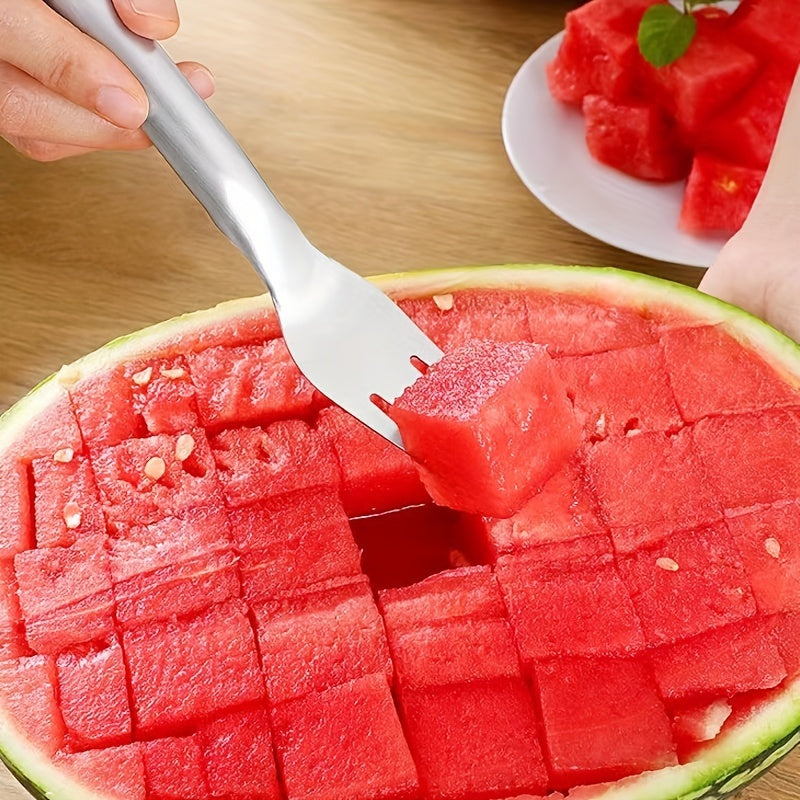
{"left": 0, "top": 1, "right": 795, "bottom": 798}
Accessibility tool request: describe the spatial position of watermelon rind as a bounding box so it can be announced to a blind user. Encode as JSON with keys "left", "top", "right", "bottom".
{"left": 2, "top": 264, "right": 800, "bottom": 800}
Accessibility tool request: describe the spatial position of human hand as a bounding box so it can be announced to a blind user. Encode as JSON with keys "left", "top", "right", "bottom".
{"left": 699, "top": 67, "right": 800, "bottom": 343}
{"left": 0, "top": 0, "right": 214, "bottom": 161}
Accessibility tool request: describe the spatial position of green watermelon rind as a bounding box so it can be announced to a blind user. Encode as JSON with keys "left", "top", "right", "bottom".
{"left": 1, "top": 263, "right": 800, "bottom": 800}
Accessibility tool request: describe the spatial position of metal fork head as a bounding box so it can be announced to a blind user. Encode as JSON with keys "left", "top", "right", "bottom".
{"left": 273, "top": 254, "right": 443, "bottom": 448}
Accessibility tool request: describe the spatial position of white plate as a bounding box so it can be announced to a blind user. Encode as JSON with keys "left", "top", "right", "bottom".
{"left": 502, "top": 33, "right": 728, "bottom": 269}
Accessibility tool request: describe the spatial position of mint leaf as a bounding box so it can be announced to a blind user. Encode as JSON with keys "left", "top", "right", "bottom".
{"left": 637, "top": 4, "right": 697, "bottom": 68}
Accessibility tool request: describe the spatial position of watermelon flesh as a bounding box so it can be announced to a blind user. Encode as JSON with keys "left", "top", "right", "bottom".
{"left": 3, "top": 278, "right": 800, "bottom": 800}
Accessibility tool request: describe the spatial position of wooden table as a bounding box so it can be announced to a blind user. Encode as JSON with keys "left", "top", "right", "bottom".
{"left": 0, "top": 1, "right": 793, "bottom": 798}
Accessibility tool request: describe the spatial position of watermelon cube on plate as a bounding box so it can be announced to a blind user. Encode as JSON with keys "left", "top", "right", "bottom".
{"left": 556, "top": 343, "right": 682, "bottom": 439}
{"left": 649, "top": 617, "right": 786, "bottom": 704}
{"left": 316, "top": 406, "right": 428, "bottom": 515}
{"left": 496, "top": 542, "right": 645, "bottom": 661}
{"left": 198, "top": 707, "right": 282, "bottom": 800}
{"left": 252, "top": 576, "right": 392, "bottom": 704}
{"left": 0, "top": 462, "right": 33, "bottom": 558}
{"left": 618, "top": 521, "right": 757, "bottom": 646}
{"left": 582, "top": 95, "right": 691, "bottom": 181}
{"left": 142, "top": 736, "right": 210, "bottom": 800}
{"left": 271, "top": 673, "right": 420, "bottom": 800}
{"left": 210, "top": 421, "right": 340, "bottom": 508}
{"left": 728, "top": 0, "right": 800, "bottom": 68}
{"left": 534, "top": 656, "right": 676, "bottom": 789}
{"left": 679, "top": 155, "right": 765, "bottom": 235}
{"left": 661, "top": 324, "right": 800, "bottom": 423}
{"left": 127, "top": 357, "right": 200, "bottom": 435}
{"left": 122, "top": 599, "right": 265, "bottom": 736}
{"left": 56, "top": 636, "right": 132, "bottom": 751}
{"left": 15, "top": 534, "right": 115, "bottom": 655}
{"left": 188, "top": 339, "right": 315, "bottom": 430}
{"left": 0, "top": 655, "right": 65, "bottom": 757}
{"left": 397, "top": 289, "right": 530, "bottom": 352}
{"left": 54, "top": 743, "right": 146, "bottom": 800}
{"left": 390, "top": 340, "right": 580, "bottom": 518}
{"left": 399, "top": 677, "right": 548, "bottom": 799}
{"left": 32, "top": 454, "right": 105, "bottom": 549}
{"left": 92, "top": 428, "right": 222, "bottom": 525}
{"left": 692, "top": 408, "right": 800, "bottom": 510}
{"left": 525, "top": 291, "right": 656, "bottom": 357}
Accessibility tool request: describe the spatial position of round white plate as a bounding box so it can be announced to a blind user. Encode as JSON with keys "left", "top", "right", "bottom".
{"left": 502, "top": 33, "right": 728, "bottom": 269}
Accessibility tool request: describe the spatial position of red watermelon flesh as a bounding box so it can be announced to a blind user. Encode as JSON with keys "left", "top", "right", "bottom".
{"left": 252, "top": 576, "right": 392, "bottom": 705}
{"left": 649, "top": 617, "right": 785, "bottom": 704}
{"left": 32, "top": 454, "right": 105, "bottom": 549}
{"left": 556, "top": 343, "right": 682, "bottom": 439}
{"left": 122, "top": 599, "right": 265, "bottom": 737}
{"left": 771, "top": 611, "right": 800, "bottom": 677}
{"left": 271, "top": 673, "right": 420, "bottom": 800}
{"left": 127, "top": 357, "right": 200, "bottom": 435}
{"left": 316, "top": 406, "right": 428, "bottom": 516}
{"left": 54, "top": 744, "right": 146, "bottom": 800}
{"left": 399, "top": 677, "right": 548, "bottom": 800}
{"left": 679, "top": 155, "right": 765, "bottom": 235}
{"left": 188, "top": 340, "right": 315, "bottom": 430}
{"left": 0, "top": 560, "right": 29, "bottom": 660}
{"left": 728, "top": 0, "right": 800, "bottom": 68}
{"left": 661, "top": 324, "right": 800, "bottom": 423}
{"left": 142, "top": 736, "right": 210, "bottom": 800}
{"left": 0, "top": 462, "right": 33, "bottom": 558}
{"left": 198, "top": 706, "right": 282, "bottom": 800}
{"left": 582, "top": 95, "right": 691, "bottom": 181}
{"left": 390, "top": 340, "right": 580, "bottom": 517}
{"left": 672, "top": 699, "right": 733, "bottom": 749}
{"left": 534, "top": 656, "right": 676, "bottom": 789}
{"left": 8, "top": 390, "right": 83, "bottom": 463}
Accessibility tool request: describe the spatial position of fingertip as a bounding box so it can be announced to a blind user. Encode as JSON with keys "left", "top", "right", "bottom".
{"left": 112, "top": 0, "right": 180, "bottom": 40}
{"left": 180, "top": 63, "right": 215, "bottom": 100}
{"left": 94, "top": 84, "right": 149, "bottom": 130}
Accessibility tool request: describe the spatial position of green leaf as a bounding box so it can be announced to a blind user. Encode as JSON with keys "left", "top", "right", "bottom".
{"left": 637, "top": 3, "right": 698, "bottom": 68}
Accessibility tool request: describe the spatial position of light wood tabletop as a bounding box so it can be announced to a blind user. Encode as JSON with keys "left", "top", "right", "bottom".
{"left": 0, "top": 1, "right": 795, "bottom": 799}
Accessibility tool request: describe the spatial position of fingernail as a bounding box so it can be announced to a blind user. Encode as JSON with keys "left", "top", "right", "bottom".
{"left": 130, "top": 0, "right": 179, "bottom": 22}
{"left": 187, "top": 66, "right": 215, "bottom": 99}
{"left": 95, "top": 86, "right": 148, "bottom": 129}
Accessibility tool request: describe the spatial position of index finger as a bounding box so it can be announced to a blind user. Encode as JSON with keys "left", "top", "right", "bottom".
{"left": 111, "top": 0, "right": 179, "bottom": 41}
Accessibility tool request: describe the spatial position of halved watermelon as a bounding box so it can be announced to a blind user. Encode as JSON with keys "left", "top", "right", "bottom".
{"left": 2, "top": 265, "right": 800, "bottom": 800}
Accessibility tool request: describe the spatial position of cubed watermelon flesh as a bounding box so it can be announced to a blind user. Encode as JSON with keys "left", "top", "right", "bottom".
{"left": 4, "top": 275, "right": 800, "bottom": 800}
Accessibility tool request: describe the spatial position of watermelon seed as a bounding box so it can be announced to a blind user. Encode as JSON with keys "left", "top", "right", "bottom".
{"left": 144, "top": 456, "right": 167, "bottom": 481}
{"left": 433, "top": 293, "right": 454, "bottom": 311}
{"left": 160, "top": 367, "right": 186, "bottom": 380}
{"left": 53, "top": 447, "right": 75, "bottom": 464}
{"left": 132, "top": 367, "right": 153, "bottom": 386}
{"left": 656, "top": 557, "right": 680, "bottom": 572}
{"left": 175, "top": 434, "right": 196, "bottom": 462}
{"left": 63, "top": 501, "right": 82, "bottom": 530}
{"left": 764, "top": 538, "right": 782, "bottom": 559}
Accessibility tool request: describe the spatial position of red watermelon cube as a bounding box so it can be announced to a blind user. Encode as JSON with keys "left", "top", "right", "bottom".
{"left": 10, "top": 391, "right": 83, "bottom": 463}
{"left": 0, "top": 560, "right": 29, "bottom": 660}
{"left": 618, "top": 522, "right": 757, "bottom": 645}
{"left": 692, "top": 409, "right": 800, "bottom": 510}
{"left": 771, "top": 611, "right": 800, "bottom": 678}
{"left": 92, "top": 429, "right": 223, "bottom": 526}
{"left": 582, "top": 95, "right": 691, "bottom": 181}
{"left": 397, "top": 289, "right": 530, "bottom": 352}
{"left": 127, "top": 357, "right": 200, "bottom": 435}
{"left": 399, "top": 677, "right": 548, "bottom": 799}
{"left": 728, "top": 0, "right": 800, "bottom": 68}
{"left": 210, "top": 421, "right": 340, "bottom": 508}
{"left": 316, "top": 406, "right": 428, "bottom": 515}
{"left": 390, "top": 341, "right": 580, "bottom": 517}
{"left": 649, "top": 617, "right": 786, "bottom": 703}
{"left": 252, "top": 576, "right": 392, "bottom": 704}
{"left": 15, "top": 534, "right": 115, "bottom": 654}
{"left": 534, "top": 656, "right": 676, "bottom": 788}
{"left": 0, "top": 655, "right": 65, "bottom": 756}
{"left": 123, "top": 599, "right": 265, "bottom": 736}
{"left": 32, "top": 454, "right": 105, "bottom": 549}
{"left": 198, "top": 707, "right": 282, "bottom": 800}
{"left": 56, "top": 636, "right": 132, "bottom": 750}
{"left": 679, "top": 155, "right": 765, "bottom": 234}
{"left": 556, "top": 344, "right": 682, "bottom": 439}
{"left": 0, "top": 461, "right": 33, "bottom": 559}
{"left": 271, "top": 673, "right": 420, "bottom": 800}
{"left": 661, "top": 325, "right": 800, "bottom": 422}
{"left": 188, "top": 339, "right": 315, "bottom": 429}
{"left": 142, "top": 736, "right": 210, "bottom": 800}
{"left": 54, "top": 743, "right": 146, "bottom": 800}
